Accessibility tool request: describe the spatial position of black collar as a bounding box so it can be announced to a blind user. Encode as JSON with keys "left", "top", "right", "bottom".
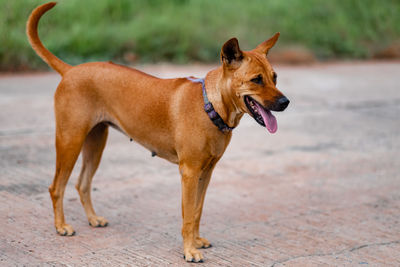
{"left": 187, "top": 77, "right": 235, "bottom": 133}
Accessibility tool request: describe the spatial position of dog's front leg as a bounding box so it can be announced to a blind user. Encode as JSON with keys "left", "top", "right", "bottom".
{"left": 180, "top": 163, "right": 204, "bottom": 262}
{"left": 193, "top": 160, "right": 218, "bottom": 249}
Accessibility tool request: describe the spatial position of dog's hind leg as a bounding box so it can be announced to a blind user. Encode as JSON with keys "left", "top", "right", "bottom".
{"left": 75, "top": 123, "right": 109, "bottom": 228}
{"left": 49, "top": 122, "right": 88, "bottom": 236}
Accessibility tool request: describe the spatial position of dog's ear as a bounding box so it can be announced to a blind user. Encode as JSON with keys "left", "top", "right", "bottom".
{"left": 254, "top": 32, "right": 280, "bottom": 56}
{"left": 221, "top": 38, "right": 243, "bottom": 69}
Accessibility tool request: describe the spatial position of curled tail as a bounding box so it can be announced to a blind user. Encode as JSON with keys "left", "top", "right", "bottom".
{"left": 26, "top": 2, "right": 71, "bottom": 75}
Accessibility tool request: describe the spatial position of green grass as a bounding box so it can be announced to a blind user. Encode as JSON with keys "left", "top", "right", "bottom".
{"left": 1, "top": 0, "right": 399, "bottom": 71}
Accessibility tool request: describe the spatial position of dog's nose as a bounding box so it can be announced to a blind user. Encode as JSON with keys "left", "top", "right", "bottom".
{"left": 276, "top": 96, "right": 290, "bottom": 111}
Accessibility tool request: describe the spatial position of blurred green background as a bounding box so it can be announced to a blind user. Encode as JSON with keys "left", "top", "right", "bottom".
{"left": 1, "top": 0, "right": 399, "bottom": 71}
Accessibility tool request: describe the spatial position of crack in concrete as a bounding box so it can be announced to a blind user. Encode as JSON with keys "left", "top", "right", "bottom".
{"left": 270, "top": 240, "right": 400, "bottom": 266}
{"left": 348, "top": 240, "right": 400, "bottom": 252}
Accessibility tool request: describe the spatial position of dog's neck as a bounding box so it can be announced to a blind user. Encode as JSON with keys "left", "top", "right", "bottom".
{"left": 205, "top": 68, "right": 244, "bottom": 129}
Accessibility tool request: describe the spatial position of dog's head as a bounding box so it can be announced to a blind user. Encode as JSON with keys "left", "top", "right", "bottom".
{"left": 220, "top": 33, "right": 289, "bottom": 133}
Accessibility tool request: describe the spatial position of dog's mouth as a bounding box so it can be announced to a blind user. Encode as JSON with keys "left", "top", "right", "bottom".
{"left": 244, "top": 95, "right": 277, "bottom": 133}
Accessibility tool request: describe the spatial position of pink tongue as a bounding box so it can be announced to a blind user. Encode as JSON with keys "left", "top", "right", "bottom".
{"left": 255, "top": 102, "right": 277, "bottom": 133}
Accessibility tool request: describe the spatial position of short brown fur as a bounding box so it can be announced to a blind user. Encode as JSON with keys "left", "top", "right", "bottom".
{"left": 27, "top": 2, "right": 288, "bottom": 263}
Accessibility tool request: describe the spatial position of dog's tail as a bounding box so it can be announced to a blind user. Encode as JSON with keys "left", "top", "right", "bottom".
{"left": 26, "top": 2, "right": 71, "bottom": 75}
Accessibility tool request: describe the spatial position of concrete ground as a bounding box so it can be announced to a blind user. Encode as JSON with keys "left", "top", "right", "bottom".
{"left": 0, "top": 62, "right": 399, "bottom": 266}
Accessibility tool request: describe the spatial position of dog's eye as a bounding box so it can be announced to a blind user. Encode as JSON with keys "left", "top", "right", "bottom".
{"left": 250, "top": 75, "right": 263, "bottom": 85}
{"left": 272, "top": 72, "right": 277, "bottom": 84}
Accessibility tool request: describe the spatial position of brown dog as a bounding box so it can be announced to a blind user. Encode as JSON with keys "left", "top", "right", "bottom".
{"left": 27, "top": 2, "right": 289, "bottom": 263}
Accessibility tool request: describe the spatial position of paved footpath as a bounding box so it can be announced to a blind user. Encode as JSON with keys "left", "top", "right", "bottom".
{"left": 1, "top": 62, "right": 399, "bottom": 266}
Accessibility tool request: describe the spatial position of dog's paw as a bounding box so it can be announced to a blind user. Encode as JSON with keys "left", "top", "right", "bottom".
{"left": 56, "top": 224, "right": 75, "bottom": 236}
{"left": 183, "top": 248, "right": 204, "bottom": 263}
{"left": 195, "top": 237, "right": 212, "bottom": 249}
{"left": 88, "top": 216, "right": 108, "bottom": 227}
